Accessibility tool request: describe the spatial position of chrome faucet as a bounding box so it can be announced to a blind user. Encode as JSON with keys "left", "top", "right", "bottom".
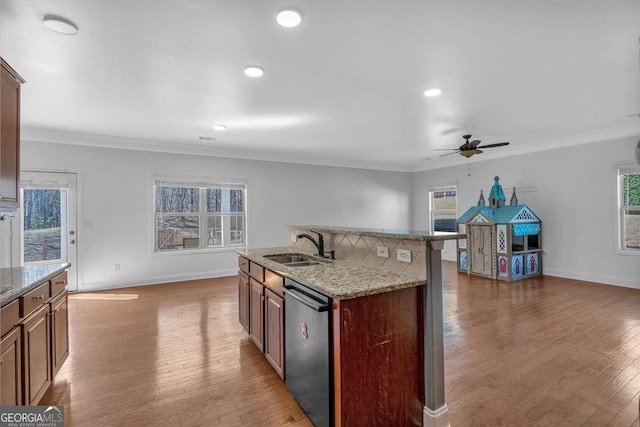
{"left": 296, "top": 232, "right": 335, "bottom": 260}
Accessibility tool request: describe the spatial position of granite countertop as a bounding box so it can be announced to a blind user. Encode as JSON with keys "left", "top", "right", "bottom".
{"left": 0, "top": 263, "right": 71, "bottom": 307}
{"left": 238, "top": 247, "right": 425, "bottom": 300}
{"left": 287, "top": 225, "right": 466, "bottom": 241}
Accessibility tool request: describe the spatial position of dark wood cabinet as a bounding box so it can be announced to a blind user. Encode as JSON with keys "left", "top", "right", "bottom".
{"left": 22, "top": 303, "right": 51, "bottom": 405}
{"left": 50, "top": 291, "right": 69, "bottom": 377}
{"left": 264, "top": 288, "right": 284, "bottom": 379}
{"left": 249, "top": 278, "right": 264, "bottom": 352}
{"left": 238, "top": 256, "right": 285, "bottom": 378}
{"left": 1, "top": 326, "right": 22, "bottom": 405}
{"left": 0, "top": 57, "right": 25, "bottom": 210}
{"left": 238, "top": 272, "right": 250, "bottom": 333}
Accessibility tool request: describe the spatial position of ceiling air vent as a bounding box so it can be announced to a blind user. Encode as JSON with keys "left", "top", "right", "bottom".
{"left": 199, "top": 136, "right": 216, "bottom": 142}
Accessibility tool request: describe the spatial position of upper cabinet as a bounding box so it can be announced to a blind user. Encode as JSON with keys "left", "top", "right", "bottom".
{"left": 0, "top": 58, "right": 25, "bottom": 211}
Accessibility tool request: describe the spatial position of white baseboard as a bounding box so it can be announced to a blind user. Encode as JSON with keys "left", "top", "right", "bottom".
{"left": 543, "top": 268, "right": 640, "bottom": 290}
{"left": 423, "top": 404, "right": 450, "bottom": 427}
{"left": 79, "top": 269, "right": 238, "bottom": 292}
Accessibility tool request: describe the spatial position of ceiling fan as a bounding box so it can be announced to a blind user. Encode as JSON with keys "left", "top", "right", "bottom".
{"left": 435, "top": 135, "right": 510, "bottom": 158}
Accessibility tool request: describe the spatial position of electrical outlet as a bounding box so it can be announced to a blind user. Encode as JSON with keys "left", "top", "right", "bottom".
{"left": 397, "top": 249, "right": 411, "bottom": 263}
{"left": 376, "top": 246, "right": 389, "bottom": 258}
{"left": 114, "top": 264, "right": 121, "bottom": 271}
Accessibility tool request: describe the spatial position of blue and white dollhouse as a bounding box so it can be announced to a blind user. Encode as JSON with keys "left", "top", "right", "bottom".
{"left": 456, "top": 176, "right": 542, "bottom": 281}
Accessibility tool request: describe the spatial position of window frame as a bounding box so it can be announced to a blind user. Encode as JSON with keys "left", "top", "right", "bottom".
{"left": 152, "top": 176, "right": 247, "bottom": 255}
{"left": 616, "top": 163, "right": 640, "bottom": 255}
{"left": 429, "top": 186, "right": 458, "bottom": 232}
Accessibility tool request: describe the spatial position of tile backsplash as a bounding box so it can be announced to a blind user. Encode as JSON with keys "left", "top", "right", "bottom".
{"left": 288, "top": 228, "right": 427, "bottom": 279}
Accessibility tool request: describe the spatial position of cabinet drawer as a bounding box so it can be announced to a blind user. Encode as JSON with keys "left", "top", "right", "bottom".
{"left": 249, "top": 261, "right": 265, "bottom": 283}
{"left": 1, "top": 300, "right": 19, "bottom": 337}
{"left": 20, "top": 282, "right": 50, "bottom": 318}
{"left": 264, "top": 270, "right": 284, "bottom": 297}
{"left": 238, "top": 257, "right": 249, "bottom": 274}
{"left": 50, "top": 271, "right": 68, "bottom": 297}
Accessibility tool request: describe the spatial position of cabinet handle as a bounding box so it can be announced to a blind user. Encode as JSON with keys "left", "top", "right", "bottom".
{"left": 0, "top": 358, "right": 3, "bottom": 366}
{"left": 32, "top": 295, "right": 45, "bottom": 301}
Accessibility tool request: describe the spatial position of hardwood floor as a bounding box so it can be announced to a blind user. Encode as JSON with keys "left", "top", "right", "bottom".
{"left": 41, "top": 265, "right": 640, "bottom": 426}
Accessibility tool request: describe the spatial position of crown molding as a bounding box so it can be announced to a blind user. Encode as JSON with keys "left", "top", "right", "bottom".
{"left": 21, "top": 127, "right": 414, "bottom": 173}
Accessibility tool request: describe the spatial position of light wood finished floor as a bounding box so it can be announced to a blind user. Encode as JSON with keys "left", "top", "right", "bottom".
{"left": 41, "top": 264, "right": 640, "bottom": 426}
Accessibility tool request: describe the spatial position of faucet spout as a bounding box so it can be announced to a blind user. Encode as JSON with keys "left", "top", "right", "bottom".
{"left": 296, "top": 231, "right": 334, "bottom": 259}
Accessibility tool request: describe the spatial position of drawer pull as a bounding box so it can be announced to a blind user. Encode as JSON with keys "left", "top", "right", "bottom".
{"left": 32, "top": 295, "right": 45, "bottom": 301}
{"left": 55, "top": 281, "right": 65, "bottom": 285}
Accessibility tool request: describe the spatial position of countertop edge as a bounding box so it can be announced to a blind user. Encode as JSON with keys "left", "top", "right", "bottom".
{"left": 0, "top": 263, "right": 71, "bottom": 307}
{"left": 286, "top": 225, "right": 466, "bottom": 241}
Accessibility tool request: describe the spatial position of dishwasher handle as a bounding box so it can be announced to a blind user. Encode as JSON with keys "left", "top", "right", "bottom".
{"left": 284, "top": 287, "right": 329, "bottom": 312}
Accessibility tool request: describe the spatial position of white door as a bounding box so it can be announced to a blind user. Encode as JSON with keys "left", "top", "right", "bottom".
{"left": 18, "top": 172, "right": 78, "bottom": 291}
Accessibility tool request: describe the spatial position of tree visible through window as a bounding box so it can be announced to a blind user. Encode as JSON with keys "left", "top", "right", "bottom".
{"left": 620, "top": 168, "right": 640, "bottom": 251}
{"left": 430, "top": 187, "right": 457, "bottom": 232}
{"left": 155, "top": 181, "right": 246, "bottom": 251}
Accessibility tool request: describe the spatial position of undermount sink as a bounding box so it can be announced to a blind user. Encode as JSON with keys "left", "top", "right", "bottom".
{"left": 264, "top": 253, "right": 328, "bottom": 267}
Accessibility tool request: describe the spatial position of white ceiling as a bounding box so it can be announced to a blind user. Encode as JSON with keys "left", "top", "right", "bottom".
{"left": 1, "top": 0, "right": 640, "bottom": 172}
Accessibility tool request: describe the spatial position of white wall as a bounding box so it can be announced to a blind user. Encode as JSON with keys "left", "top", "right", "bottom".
{"left": 21, "top": 141, "right": 412, "bottom": 291}
{"left": 412, "top": 136, "right": 640, "bottom": 289}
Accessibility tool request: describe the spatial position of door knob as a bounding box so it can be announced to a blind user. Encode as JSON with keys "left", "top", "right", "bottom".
{"left": 69, "top": 239, "right": 76, "bottom": 244}
{"left": 69, "top": 230, "right": 75, "bottom": 235}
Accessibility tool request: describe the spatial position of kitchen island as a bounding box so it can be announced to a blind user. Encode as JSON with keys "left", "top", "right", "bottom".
{"left": 239, "top": 226, "right": 464, "bottom": 427}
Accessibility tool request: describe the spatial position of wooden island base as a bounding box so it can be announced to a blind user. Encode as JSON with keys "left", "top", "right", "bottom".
{"left": 333, "top": 285, "right": 424, "bottom": 426}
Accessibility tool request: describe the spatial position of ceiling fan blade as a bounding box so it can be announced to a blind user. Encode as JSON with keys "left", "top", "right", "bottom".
{"left": 477, "top": 142, "right": 509, "bottom": 149}
{"left": 469, "top": 140, "right": 482, "bottom": 149}
{"left": 439, "top": 151, "right": 459, "bottom": 158}
{"left": 433, "top": 148, "right": 459, "bottom": 151}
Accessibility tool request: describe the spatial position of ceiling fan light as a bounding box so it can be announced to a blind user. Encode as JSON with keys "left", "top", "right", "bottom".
{"left": 460, "top": 151, "right": 475, "bottom": 158}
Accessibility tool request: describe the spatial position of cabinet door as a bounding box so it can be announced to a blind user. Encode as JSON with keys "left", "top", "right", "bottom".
{"left": 0, "top": 60, "right": 22, "bottom": 206}
{"left": 238, "top": 272, "right": 250, "bottom": 333}
{"left": 22, "top": 304, "right": 51, "bottom": 405}
{"left": 51, "top": 292, "right": 69, "bottom": 376}
{"left": 264, "top": 288, "right": 284, "bottom": 379}
{"left": 249, "top": 279, "right": 264, "bottom": 352}
{"left": 1, "top": 326, "right": 22, "bottom": 405}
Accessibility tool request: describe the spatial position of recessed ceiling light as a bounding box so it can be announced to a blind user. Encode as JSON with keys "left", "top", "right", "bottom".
{"left": 244, "top": 66, "right": 264, "bottom": 78}
{"left": 276, "top": 10, "right": 302, "bottom": 28}
{"left": 424, "top": 88, "right": 442, "bottom": 97}
{"left": 213, "top": 124, "right": 227, "bottom": 131}
{"left": 43, "top": 15, "right": 79, "bottom": 35}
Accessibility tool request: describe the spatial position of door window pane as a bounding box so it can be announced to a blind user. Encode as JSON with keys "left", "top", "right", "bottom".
{"left": 23, "top": 189, "right": 63, "bottom": 263}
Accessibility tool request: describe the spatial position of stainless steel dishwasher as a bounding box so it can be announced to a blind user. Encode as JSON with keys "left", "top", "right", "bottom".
{"left": 283, "top": 278, "right": 332, "bottom": 427}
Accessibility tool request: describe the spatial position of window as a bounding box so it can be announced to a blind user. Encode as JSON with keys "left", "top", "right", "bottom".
{"left": 429, "top": 187, "right": 457, "bottom": 232}
{"left": 619, "top": 165, "right": 640, "bottom": 252}
{"left": 154, "top": 178, "right": 246, "bottom": 252}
